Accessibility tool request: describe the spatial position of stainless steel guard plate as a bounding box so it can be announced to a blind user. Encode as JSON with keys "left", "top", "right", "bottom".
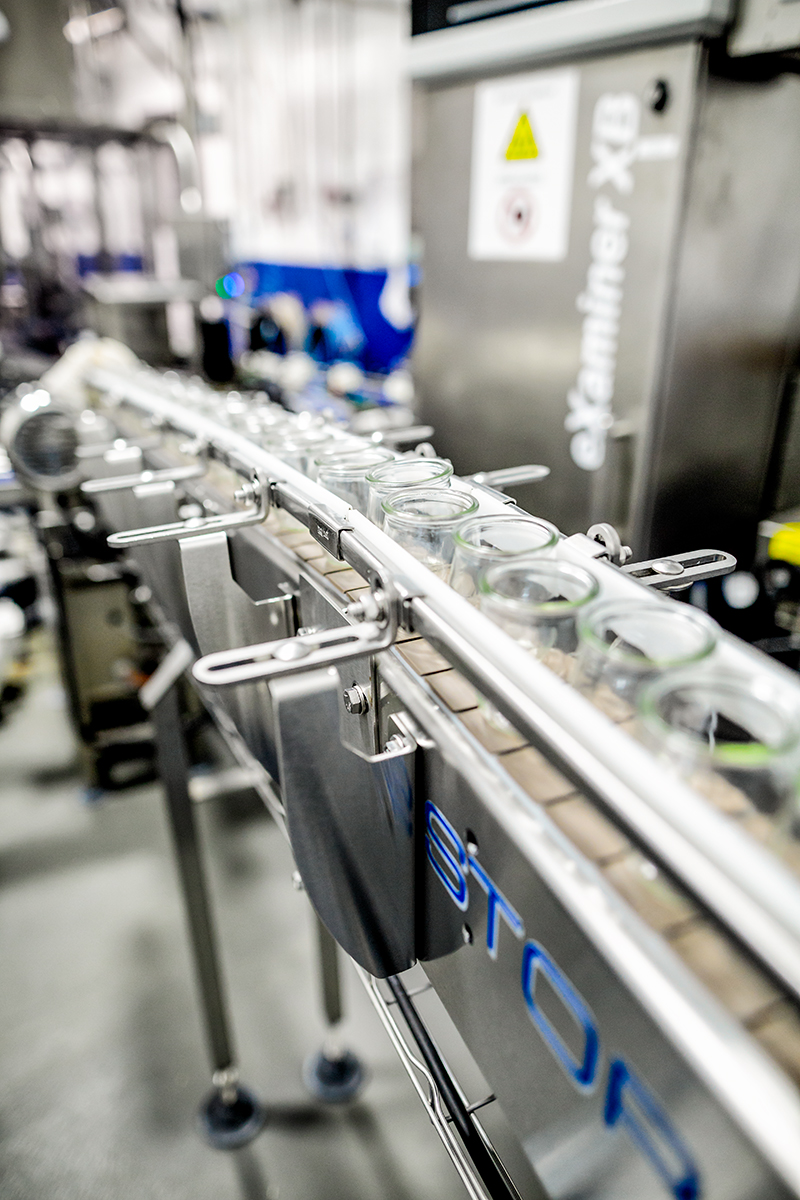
{"left": 272, "top": 666, "right": 417, "bottom": 977}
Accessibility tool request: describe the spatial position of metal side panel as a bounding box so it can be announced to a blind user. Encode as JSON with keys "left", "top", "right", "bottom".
{"left": 412, "top": 42, "right": 699, "bottom": 538}
{"left": 729, "top": 0, "right": 800, "bottom": 56}
{"left": 631, "top": 68, "right": 800, "bottom": 564}
{"left": 373, "top": 654, "right": 800, "bottom": 1198}
{"left": 96, "top": 480, "right": 195, "bottom": 638}
{"left": 420, "top": 749, "right": 792, "bottom": 1199}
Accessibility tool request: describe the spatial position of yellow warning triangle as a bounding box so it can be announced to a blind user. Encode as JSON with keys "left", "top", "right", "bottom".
{"left": 505, "top": 112, "right": 538, "bottom": 161}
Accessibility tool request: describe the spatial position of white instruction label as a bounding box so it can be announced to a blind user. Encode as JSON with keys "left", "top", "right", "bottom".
{"left": 469, "top": 68, "right": 580, "bottom": 262}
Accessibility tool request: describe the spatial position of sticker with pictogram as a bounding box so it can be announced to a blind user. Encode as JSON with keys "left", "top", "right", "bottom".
{"left": 469, "top": 68, "right": 579, "bottom": 262}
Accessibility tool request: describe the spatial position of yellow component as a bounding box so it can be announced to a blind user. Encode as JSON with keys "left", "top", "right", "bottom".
{"left": 768, "top": 522, "right": 800, "bottom": 566}
{"left": 505, "top": 112, "right": 539, "bottom": 161}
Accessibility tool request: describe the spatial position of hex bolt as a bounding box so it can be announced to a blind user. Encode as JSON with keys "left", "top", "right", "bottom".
{"left": 343, "top": 684, "right": 369, "bottom": 715}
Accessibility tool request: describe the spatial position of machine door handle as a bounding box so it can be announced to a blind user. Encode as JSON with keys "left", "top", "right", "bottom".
{"left": 107, "top": 470, "right": 270, "bottom": 548}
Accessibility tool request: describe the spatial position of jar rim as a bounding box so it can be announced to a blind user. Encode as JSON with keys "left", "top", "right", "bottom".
{"left": 479, "top": 559, "right": 599, "bottom": 614}
{"left": 578, "top": 599, "right": 717, "bottom": 669}
{"left": 366, "top": 457, "right": 453, "bottom": 487}
{"left": 638, "top": 670, "right": 800, "bottom": 765}
{"left": 381, "top": 487, "right": 479, "bottom": 524}
{"left": 454, "top": 513, "right": 559, "bottom": 556}
{"left": 316, "top": 448, "right": 396, "bottom": 475}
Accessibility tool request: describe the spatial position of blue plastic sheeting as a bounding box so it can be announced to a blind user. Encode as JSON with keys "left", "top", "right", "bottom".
{"left": 240, "top": 261, "right": 417, "bottom": 374}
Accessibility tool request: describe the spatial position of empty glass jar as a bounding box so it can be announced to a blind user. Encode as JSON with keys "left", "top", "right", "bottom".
{"left": 316, "top": 447, "right": 396, "bottom": 512}
{"left": 381, "top": 487, "right": 479, "bottom": 577}
{"left": 479, "top": 560, "right": 599, "bottom": 679}
{"left": 477, "top": 559, "right": 599, "bottom": 730}
{"left": 307, "top": 437, "right": 371, "bottom": 479}
{"left": 365, "top": 457, "right": 453, "bottom": 524}
{"left": 448, "top": 514, "right": 559, "bottom": 602}
{"left": 576, "top": 600, "right": 718, "bottom": 723}
{"left": 638, "top": 670, "right": 800, "bottom": 822}
{"left": 274, "top": 427, "right": 339, "bottom": 474}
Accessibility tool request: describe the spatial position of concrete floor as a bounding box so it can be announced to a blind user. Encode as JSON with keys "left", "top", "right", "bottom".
{"left": 0, "top": 642, "right": 470, "bottom": 1200}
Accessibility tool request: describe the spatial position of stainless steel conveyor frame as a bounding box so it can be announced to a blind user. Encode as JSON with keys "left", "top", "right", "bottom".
{"left": 72, "top": 362, "right": 800, "bottom": 1199}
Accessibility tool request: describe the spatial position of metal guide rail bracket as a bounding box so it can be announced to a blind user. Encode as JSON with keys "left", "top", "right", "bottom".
{"left": 107, "top": 469, "right": 270, "bottom": 547}
{"left": 622, "top": 548, "right": 737, "bottom": 590}
{"left": 270, "top": 478, "right": 354, "bottom": 561}
{"left": 192, "top": 590, "right": 397, "bottom": 687}
{"left": 76, "top": 434, "right": 162, "bottom": 460}
{"left": 81, "top": 439, "right": 209, "bottom": 495}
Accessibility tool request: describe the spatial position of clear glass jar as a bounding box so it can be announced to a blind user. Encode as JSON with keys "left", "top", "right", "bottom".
{"left": 316, "top": 447, "right": 396, "bottom": 513}
{"left": 479, "top": 559, "right": 599, "bottom": 679}
{"left": 381, "top": 487, "right": 479, "bottom": 577}
{"left": 576, "top": 600, "right": 718, "bottom": 723}
{"left": 273, "top": 427, "right": 337, "bottom": 474}
{"left": 448, "top": 514, "right": 559, "bottom": 602}
{"left": 638, "top": 669, "right": 800, "bottom": 821}
{"left": 307, "top": 437, "right": 371, "bottom": 480}
{"left": 476, "top": 559, "right": 598, "bottom": 731}
{"left": 365, "top": 457, "right": 453, "bottom": 524}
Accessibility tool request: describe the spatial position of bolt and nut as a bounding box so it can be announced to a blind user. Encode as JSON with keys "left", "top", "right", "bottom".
{"left": 343, "top": 684, "right": 369, "bottom": 715}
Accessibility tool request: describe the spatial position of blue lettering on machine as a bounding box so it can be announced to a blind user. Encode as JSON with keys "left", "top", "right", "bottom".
{"left": 424, "top": 800, "right": 701, "bottom": 1200}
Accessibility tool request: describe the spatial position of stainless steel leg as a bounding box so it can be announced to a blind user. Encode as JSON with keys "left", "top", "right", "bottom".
{"left": 151, "top": 681, "right": 264, "bottom": 1148}
{"left": 315, "top": 914, "right": 343, "bottom": 1027}
{"left": 302, "top": 913, "right": 365, "bottom": 1104}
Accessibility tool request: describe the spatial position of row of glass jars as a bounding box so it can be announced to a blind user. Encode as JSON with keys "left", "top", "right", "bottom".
{"left": 191, "top": 389, "right": 800, "bottom": 852}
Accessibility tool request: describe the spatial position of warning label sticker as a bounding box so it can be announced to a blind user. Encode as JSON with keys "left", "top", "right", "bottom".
{"left": 505, "top": 113, "right": 539, "bottom": 161}
{"left": 469, "top": 68, "right": 579, "bottom": 262}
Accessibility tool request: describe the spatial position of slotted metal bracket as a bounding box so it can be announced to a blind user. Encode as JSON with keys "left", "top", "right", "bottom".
{"left": 107, "top": 470, "right": 270, "bottom": 548}
{"left": 81, "top": 443, "right": 208, "bottom": 495}
{"left": 272, "top": 667, "right": 418, "bottom": 976}
{"left": 622, "top": 549, "right": 737, "bottom": 591}
{"left": 76, "top": 434, "right": 162, "bottom": 460}
{"left": 467, "top": 465, "right": 550, "bottom": 490}
{"left": 192, "top": 593, "right": 396, "bottom": 688}
{"left": 180, "top": 529, "right": 295, "bottom": 779}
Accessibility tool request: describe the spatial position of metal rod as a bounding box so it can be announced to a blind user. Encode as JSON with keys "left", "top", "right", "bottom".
{"left": 315, "top": 915, "right": 343, "bottom": 1027}
{"left": 151, "top": 682, "right": 237, "bottom": 1074}
{"left": 385, "top": 976, "right": 520, "bottom": 1200}
{"left": 354, "top": 967, "right": 495, "bottom": 1200}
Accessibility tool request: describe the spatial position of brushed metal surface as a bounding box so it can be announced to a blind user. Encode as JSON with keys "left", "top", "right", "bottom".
{"left": 729, "top": 0, "right": 800, "bottom": 56}
{"left": 272, "top": 666, "right": 417, "bottom": 977}
{"left": 413, "top": 43, "right": 699, "bottom": 538}
{"left": 630, "top": 68, "right": 800, "bottom": 562}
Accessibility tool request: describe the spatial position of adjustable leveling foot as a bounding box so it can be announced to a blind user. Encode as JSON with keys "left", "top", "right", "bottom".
{"left": 303, "top": 1046, "right": 365, "bottom": 1104}
{"left": 198, "top": 1068, "right": 266, "bottom": 1150}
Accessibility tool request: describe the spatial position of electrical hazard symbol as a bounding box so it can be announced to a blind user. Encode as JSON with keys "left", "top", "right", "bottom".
{"left": 469, "top": 67, "right": 579, "bottom": 262}
{"left": 505, "top": 113, "right": 538, "bottom": 161}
